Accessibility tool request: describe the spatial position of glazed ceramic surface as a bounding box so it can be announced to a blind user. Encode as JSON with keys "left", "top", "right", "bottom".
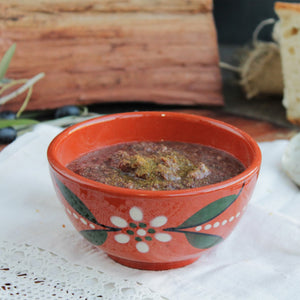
{"left": 47, "top": 112, "right": 261, "bottom": 270}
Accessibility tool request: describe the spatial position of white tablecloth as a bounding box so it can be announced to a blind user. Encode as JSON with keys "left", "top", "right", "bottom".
{"left": 0, "top": 124, "right": 299, "bottom": 300}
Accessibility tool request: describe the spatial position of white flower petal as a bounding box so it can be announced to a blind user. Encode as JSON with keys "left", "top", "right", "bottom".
{"left": 154, "top": 233, "right": 172, "bottom": 242}
{"left": 137, "top": 229, "right": 146, "bottom": 236}
{"left": 150, "top": 216, "right": 168, "bottom": 227}
{"left": 114, "top": 234, "right": 130, "bottom": 244}
{"left": 110, "top": 216, "right": 128, "bottom": 228}
{"left": 129, "top": 207, "right": 143, "bottom": 221}
{"left": 136, "top": 242, "right": 149, "bottom": 253}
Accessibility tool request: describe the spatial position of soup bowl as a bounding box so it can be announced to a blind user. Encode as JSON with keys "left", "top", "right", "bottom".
{"left": 47, "top": 111, "right": 261, "bottom": 270}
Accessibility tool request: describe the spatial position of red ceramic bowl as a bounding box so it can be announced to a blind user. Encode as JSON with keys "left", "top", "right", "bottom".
{"left": 47, "top": 111, "right": 261, "bottom": 270}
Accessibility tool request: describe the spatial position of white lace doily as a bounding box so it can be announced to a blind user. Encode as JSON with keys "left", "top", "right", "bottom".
{"left": 0, "top": 240, "right": 167, "bottom": 300}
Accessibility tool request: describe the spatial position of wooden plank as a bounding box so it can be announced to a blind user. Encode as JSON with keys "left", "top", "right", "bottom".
{"left": 0, "top": 0, "right": 212, "bottom": 14}
{"left": 0, "top": 1, "right": 222, "bottom": 111}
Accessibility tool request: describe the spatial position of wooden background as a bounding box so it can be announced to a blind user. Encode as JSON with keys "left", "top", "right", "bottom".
{"left": 0, "top": 0, "right": 223, "bottom": 111}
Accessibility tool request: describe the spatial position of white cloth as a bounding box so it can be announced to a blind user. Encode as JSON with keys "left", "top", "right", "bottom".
{"left": 0, "top": 124, "right": 299, "bottom": 300}
{"left": 0, "top": 240, "right": 164, "bottom": 300}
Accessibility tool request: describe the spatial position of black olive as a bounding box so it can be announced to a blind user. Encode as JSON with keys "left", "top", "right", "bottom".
{"left": 0, "top": 127, "right": 17, "bottom": 144}
{"left": 0, "top": 110, "right": 16, "bottom": 120}
{"left": 55, "top": 105, "right": 81, "bottom": 119}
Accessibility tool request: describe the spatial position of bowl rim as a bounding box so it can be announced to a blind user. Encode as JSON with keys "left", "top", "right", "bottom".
{"left": 47, "top": 111, "right": 261, "bottom": 198}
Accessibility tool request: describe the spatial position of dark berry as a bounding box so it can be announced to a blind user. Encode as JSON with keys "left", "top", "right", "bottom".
{"left": 0, "top": 110, "right": 16, "bottom": 120}
{"left": 0, "top": 127, "right": 17, "bottom": 144}
{"left": 55, "top": 105, "right": 81, "bottom": 119}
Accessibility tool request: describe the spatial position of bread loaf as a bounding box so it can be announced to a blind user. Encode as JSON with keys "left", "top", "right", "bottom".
{"left": 275, "top": 2, "right": 300, "bottom": 124}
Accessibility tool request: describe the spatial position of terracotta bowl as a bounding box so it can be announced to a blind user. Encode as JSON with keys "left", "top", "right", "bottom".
{"left": 47, "top": 111, "right": 261, "bottom": 270}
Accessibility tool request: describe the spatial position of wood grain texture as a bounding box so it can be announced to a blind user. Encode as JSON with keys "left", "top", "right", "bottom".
{"left": 0, "top": 0, "right": 222, "bottom": 111}
{"left": 0, "top": 0, "right": 212, "bottom": 14}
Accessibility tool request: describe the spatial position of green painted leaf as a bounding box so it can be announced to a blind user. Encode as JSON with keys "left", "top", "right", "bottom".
{"left": 177, "top": 194, "right": 238, "bottom": 229}
{"left": 55, "top": 178, "right": 98, "bottom": 225}
{"left": 0, "top": 44, "right": 16, "bottom": 80}
{"left": 81, "top": 230, "right": 108, "bottom": 246}
{"left": 184, "top": 231, "right": 223, "bottom": 249}
{"left": 0, "top": 119, "right": 39, "bottom": 129}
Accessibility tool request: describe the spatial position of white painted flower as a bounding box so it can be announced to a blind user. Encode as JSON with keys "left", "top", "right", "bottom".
{"left": 110, "top": 206, "right": 171, "bottom": 253}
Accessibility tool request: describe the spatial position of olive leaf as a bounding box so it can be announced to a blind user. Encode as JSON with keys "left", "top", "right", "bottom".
{"left": 0, "top": 78, "right": 11, "bottom": 84}
{"left": 55, "top": 178, "right": 99, "bottom": 225}
{"left": 183, "top": 232, "right": 223, "bottom": 249}
{"left": 0, "top": 118, "right": 39, "bottom": 129}
{"left": 0, "top": 44, "right": 16, "bottom": 80}
{"left": 80, "top": 230, "right": 108, "bottom": 246}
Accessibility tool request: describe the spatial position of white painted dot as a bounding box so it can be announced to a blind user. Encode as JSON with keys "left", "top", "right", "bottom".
{"left": 73, "top": 213, "right": 79, "bottom": 219}
{"left": 154, "top": 233, "right": 172, "bottom": 242}
{"left": 204, "top": 224, "right": 212, "bottom": 230}
{"left": 136, "top": 242, "right": 149, "bottom": 253}
{"left": 110, "top": 216, "right": 128, "bottom": 228}
{"left": 213, "top": 222, "right": 220, "bottom": 228}
{"left": 222, "top": 220, "right": 227, "bottom": 226}
{"left": 150, "top": 216, "right": 167, "bottom": 227}
{"left": 195, "top": 226, "right": 202, "bottom": 231}
{"left": 236, "top": 212, "right": 241, "bottom": 218}
{"left": 229, "top": 216, "right": 235, "bottom": 222}
{"left": 89, "top": 223, "right": 95, "bottom": 229}
{"left": 114, "top": 234, "right": 130, "bottom": 244}
{"left": 129, "top": 207, "right": 143, "bottom": 221}
{"left": 80, "top": 218, "right": 87, "bottom": 225}
{"left": 66, "top": 208, "right": 71, "bottom": 215}
{"left": 137, "top": 229, "right": 146, "bottom": 236}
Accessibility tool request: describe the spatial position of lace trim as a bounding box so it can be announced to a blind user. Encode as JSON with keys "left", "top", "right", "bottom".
{"left": 0, "top": 240, "right": 166, "bottom": 300}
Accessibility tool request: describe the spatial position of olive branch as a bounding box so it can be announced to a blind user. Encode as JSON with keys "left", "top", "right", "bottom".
{"left": 0, "top": 44, "right": 100, "bottom": 142}
{"left": 0, "top": 43, "right": 45, "bottom": 117}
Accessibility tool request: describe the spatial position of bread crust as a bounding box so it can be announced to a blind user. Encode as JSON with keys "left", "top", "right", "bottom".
{"left": 275, "top": 1, "right": 300, "bottom": 124}
{"left": 275, "top": 2, "right": 300, "bottom": 13}
{"left": 286, "top": 117, "right": 300, "bottom": 126}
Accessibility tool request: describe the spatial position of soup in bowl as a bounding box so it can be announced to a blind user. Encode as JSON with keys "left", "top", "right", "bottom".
{"left": 47, "top": 111, "right": 261, "bottom": 270}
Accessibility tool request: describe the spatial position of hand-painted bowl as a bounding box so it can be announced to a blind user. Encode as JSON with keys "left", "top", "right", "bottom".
{"left": 47, "top": 111, "right": 261, "bottom": 270}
